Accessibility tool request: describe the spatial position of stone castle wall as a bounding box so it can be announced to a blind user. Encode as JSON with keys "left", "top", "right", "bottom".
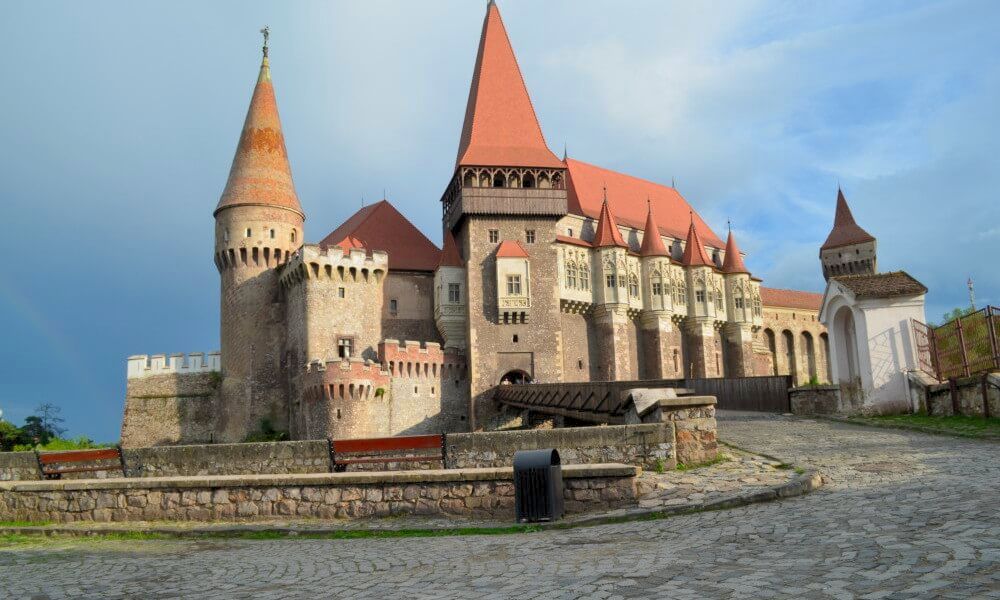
{"left": 120, "top": 356, "right": 222, "bottom": 448}
{"left": 757, "top": 306, "right": 830, "bottom": 385}
{"left": 382, "top": 272, "right": 442, "bottom": 344}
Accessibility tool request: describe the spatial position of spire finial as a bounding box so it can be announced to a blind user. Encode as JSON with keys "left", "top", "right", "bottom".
{"left": 602, "top": 183, "right": 607, "bottom": 203}
{"left": 672, "top": 176, "right": 677, "bottom": 189}
{"left": 260, "top": 26, "right": 270, "bottom": 58}
{"left": 563, "top": 142, "right": 567, "bottom": 162}
{"left": 727, "top": 218, "right": 732, "bottom": 233}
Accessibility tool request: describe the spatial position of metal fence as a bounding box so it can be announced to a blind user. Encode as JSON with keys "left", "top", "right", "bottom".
{"left": 913, "top": 306, "right": 1000, "bottom": 380}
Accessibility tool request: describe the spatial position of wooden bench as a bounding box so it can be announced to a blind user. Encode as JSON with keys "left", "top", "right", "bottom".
{"left": 36, "top": 447, "right": 128, "bottom": 480}
{"left": 328, "top": 434, "right": 446, "bottom": 472}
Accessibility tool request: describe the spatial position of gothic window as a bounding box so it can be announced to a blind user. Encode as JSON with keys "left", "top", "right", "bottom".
{"left": 291, "top": 229, "right": 297, "bottom": 243}
{"left": 715, "top": 292, "right": 724, "bottom": 311}
{"left": 696, "top": 290, "right": 706, "bottom": 303}
{"left": 506, "top": 274, "right": 522, "bottom": 296}
{"left": 628, "top": 274, "right": 639, "bottom": 298}
{"left": 526, "top": 230, "right": 536, "bottom": 244}
{"left": 488, "top": 229, "right": 499, "bottom": 243}
{"left": 735, "top": 296, "right": 745, "bottom": 309}
{"left": 580, "top": 264, "right": 589, "bottom": 290}
{"left": 606, "top": 274, "right": 616, "bottom": 288}
{"left": 652, "top": 282, "right": 662, "bottom": 296}
{"left": 337, "top": 337, "right": 354, "bottom": 360}
{"left": 566, "top": 262, "right": 577, "bottom": 288}
{"left": 448, "top": 283, "right": 460, "bottom": 303}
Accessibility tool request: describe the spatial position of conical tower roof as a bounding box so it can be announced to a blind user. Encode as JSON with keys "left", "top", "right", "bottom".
{"left": 639, "top": 202, "right": 670, "bottom": 257}
{"left": 593, "top": 196, "right": 628, "bottom": 248}
{"left": 215, "top": 48, "right": 303, "bottom": 218}
{"left": 455, "top": 1, "right": 562, "bottom": 169}
{"left": 820, "top": 188, "right": 874, "bottom": 250}
{"left": 680, "top": 218, "right": 714, "bottom": 267}
{"left": 439, "top": 230, "right": 464, "bottom": 268}
{"left": 721, "top": 230, "right": 750, "bottom": 274}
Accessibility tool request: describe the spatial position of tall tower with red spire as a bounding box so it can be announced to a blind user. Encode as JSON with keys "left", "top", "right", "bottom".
{"left": 441, "top": 1, "right": 568, "bottom": 428}
{"left": 213, "top": 31, "right": 305, "bottom": 441}
{"left": 820, "top": 188, "right": 877, "bottom": 280}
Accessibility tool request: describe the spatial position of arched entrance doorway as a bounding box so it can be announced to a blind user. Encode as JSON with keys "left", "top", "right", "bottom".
{"left": 833, "top": 306, "right": 860, "bottom": 383}
{"left": 499, "top": 370, "right": 532, "bottom": 385}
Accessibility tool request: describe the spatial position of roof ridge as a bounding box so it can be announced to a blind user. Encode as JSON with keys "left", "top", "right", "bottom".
{"left": 566, "top": 157, "right": 677, "bottom": 190}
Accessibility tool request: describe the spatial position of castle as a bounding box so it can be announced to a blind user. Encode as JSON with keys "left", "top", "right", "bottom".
{"left": 121, "top": 2, "right": 834, "bottom": 447}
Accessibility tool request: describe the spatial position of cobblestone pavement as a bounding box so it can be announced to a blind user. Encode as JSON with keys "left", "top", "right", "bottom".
{"left": 2, "top": 412, "right": 998, "bottom": 599}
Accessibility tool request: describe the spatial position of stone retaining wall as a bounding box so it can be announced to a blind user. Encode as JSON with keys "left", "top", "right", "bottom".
{"left": 446, "top": 423, "right": 674, "bottom": 470}
{"left": 124, "top": 441, "right": 331, "bottom": 478}
{"left": 924, "top": 373, "right": 1000, "bottom": 418}
{"left": 790, "top": 385, "right": 844, "bottom": 415}
{"left": 0, "top": 453, "right": 39, "bottom": 481}
{"left": 0, "top": 465, "right": 638, "bottom": 523}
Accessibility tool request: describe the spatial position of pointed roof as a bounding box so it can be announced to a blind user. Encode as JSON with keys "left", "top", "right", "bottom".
{"left": 455, "top": 2, "right": 563, "bottom": 169}
{"left": 821, "top": 188, "right": 875, "bottom": 250}
{"left": 593, "top": 197, "right": 628, "bottom": 248}
{"left": 680, "top": 218, "right": 714, "bottom": 268}
{"left": 319, "top": 200, "right": 441, "bottom": 272}
{"left": 639, "top": 203, "right": 670, "bottom": 257}
{"left": 439, "top": 230, "right": 464, "bottom": 268}
{"left": 721, "top": 230, "right": 750, "bottom": 274}
{"left": 215, "top": 52, "right": 303, "bottom": 218}
{"left": 565, "top": 158, "right": 724, "bottom": 249}
{"left": 496, "top": 240, "right": 530, "bottom": 258}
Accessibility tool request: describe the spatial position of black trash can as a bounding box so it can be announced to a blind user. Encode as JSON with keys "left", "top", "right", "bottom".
{"left": 513, "top": 448, "right": 564, "bottom": 522}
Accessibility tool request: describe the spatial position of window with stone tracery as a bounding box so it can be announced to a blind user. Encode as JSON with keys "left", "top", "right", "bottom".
{"left": 628, "top": 274, "right": 639, "bottom": 298}
{"left": 579, "top": 264, "right": 589, "bottom": 290}
{"left": 566, "top": 262, "right": 577, "bottom": 288}
{"left": 606, "top": 274, "right": 616, "bottom": 288}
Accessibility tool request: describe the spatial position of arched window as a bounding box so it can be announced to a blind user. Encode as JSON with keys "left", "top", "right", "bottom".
{"left": 628, "top": 274, "right": 639, "bottom": 298}
{"left": 493, "top": 172, "right": 506, "bottom": 187}
{"left": 291, "top": 229, "right": 297, "bottom": 243}
{"left": 523, "top": 173, "right": 535, "bottom": 188}
{"left": 552, "top": 173, "right": 563, "bottom": 189}
{"left": 463, "top": 171, "right": 475, "bottom": 187}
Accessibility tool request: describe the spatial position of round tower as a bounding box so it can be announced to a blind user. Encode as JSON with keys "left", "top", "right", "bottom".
{"left": 213, "top": 34, "right": 305, "bottom": 441}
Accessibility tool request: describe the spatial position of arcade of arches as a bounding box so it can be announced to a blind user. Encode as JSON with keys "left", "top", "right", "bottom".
{"left": 757, "top": 305, "right": 830, "bottom": 386}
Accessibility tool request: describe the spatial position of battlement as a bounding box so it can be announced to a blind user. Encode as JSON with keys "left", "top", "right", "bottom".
{"left": 279, "top": 244, "right": 388, "bottom": 289}
{"left": 379, "top": 340, "right": 466, "bottom": 380}
{"left": 127, "top": 352, "right": 221, "bottom": 379}
{"left": 303, "top": 357, "right": 391, "bottom": 403}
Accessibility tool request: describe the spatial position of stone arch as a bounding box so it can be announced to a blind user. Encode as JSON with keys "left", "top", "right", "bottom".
{"left": 832, "top": 306, "right": 860, "bottom": 384}
{"left": 499, "top": 370, "right": 532, "bottom": 385}
{"left": 781, "top": 329, "right": 796, "bottom": 380}
{"left": 819, "top": 332, "right": 831, "bottom": 381}
{"left": 764, "top": 328, "right": 778, "bottom": 375}
{"left": 801, "top": 331, "right": 817, "bottom": 381}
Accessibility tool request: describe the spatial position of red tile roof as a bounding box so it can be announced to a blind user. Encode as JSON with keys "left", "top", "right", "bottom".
{"left": 639, "top": 203, "right": 670, "bottom": 257}
{"left": 496, "top": 240, "right": 529, "bottom": 258}
{"left": 555, "top": 235, "right": 593, "bottom": 248}
{"left": 821, "top": 189, "right": 876, "bottom": 250}
{"left": 593, "top": 198, "right": 628, "bottom": 248}
{"left": 319, "top": 200, "right": 441, "bottom": 272}
{"left": 721, "top": 230, "right": 750, "bottom": 274}
{"left": 565, "top": 158, "right": 724, "bottom": 249}
{"left": 455, "top": 2, "right": 563, "bottom": 169}
{"left": 216, "top": 57, "right": 303, "bottom": 217}
{"left": 680, "top": 220, "right": 714, "bottom": 268}
{"left": 438, "top": 230, "right": 464, "bottom": 268}
{"left": 760, "top": 287, "right": 823, "bottom": 311}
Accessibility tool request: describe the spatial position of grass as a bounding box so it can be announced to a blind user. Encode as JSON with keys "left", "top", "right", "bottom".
{"left": 675, "top": 453, "right": 730, "bottom": 472}
{"left": 849, "top": 413, "right": 1000, "bottom": 439}
{"left": 0, "top": 520, "right": 53, "bottom": 527}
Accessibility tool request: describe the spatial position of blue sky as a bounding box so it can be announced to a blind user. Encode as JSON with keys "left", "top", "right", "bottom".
{"left": 1, "top": 0, "right": 997, "bottom": 442}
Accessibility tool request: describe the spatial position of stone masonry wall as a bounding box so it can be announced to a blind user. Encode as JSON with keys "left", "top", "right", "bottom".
{"left": 758, "top": 305, "right": 829, "bottom": 385}
{"left": 124, "top": 440, "right": 331, "bottom": 478}
{"left": 382, "top": 272, "right": 442, "bottom": 344}
{"left": 662, "top": 405, "right": 717, "bottom": 465}
{"left": 0, "top": 452, "right": 39, "bottom": 481}
{"left": 0, "top": 466, "right": 638, "bottom": 523}
{"left": 120, "top": 372, "right": 221, "bottom": 448}
{"left": 925, "top": 374, "right": 1000, "bottom": 418}
{"left": 446, "top": 423, "right": 674, "bottom": 471}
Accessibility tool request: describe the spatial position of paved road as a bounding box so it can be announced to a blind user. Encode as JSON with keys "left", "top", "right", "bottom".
{"left": 2, "top": 413, "right": 998, "bottom": 599}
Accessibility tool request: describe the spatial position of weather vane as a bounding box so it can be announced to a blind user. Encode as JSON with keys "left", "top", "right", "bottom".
{"left": 260, "top": 26, "right": 270, "bottom": 58}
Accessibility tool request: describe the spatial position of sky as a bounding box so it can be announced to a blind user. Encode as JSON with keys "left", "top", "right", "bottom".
{"left": 1, "top": 0, "right": 997, "bottom": 442}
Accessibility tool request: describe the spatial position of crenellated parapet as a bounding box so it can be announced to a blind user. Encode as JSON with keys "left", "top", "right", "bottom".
{"left": 302, "top": 358, "right": 391, "bottom": 403}
{"left": 379, "top": 340, "right": 467, "bottom": 380}
{"left": 278, "top": 244, "right": 388, "bottom": 289}
{"left": 127, "top": 352, "right": 221, "bottom": 379}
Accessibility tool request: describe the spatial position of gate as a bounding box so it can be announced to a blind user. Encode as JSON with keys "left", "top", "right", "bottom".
{"left": 912, "top": 306, "right": 1000, "bottom": 380}
{"left": 684, "top": 376, "right": 792, "bottom": 412}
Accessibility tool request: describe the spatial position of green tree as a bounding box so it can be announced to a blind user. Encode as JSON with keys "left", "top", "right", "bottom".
{"left": 0, "top": 420, "right": 21, "bottom": 452}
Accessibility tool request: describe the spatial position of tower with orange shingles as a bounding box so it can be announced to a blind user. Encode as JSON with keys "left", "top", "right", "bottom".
{"left": 820, "top": 188, "right": 877, "bottom": 280}
{"left": 213, "top": 38, "right": 305, "bottom": 441}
